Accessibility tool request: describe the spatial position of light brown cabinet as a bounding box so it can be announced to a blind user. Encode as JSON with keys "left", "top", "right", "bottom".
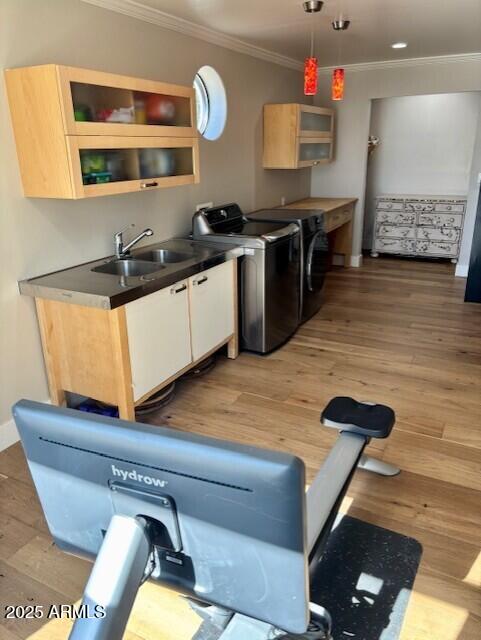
{"left": 5, "top": 64, "right": 200, "bottom": 198}
{"left": 263, "top": 103, "right": 334, "bottom": 169}
{"left": 35, "top": 260, "right": 238, "bottom": 420}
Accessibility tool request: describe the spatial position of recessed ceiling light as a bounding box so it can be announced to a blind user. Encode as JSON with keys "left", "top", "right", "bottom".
{"left": 392, "top": 42, "right": 407, "bottom": 49}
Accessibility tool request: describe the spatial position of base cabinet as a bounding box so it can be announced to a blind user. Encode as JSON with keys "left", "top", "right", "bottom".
{"left": 126, "top": 280, "right": 192, "bottom": 402}
{"left": 34, "top": 259, "right": 238, "bottom": 420}
{"left": 189, "top": 262, "right": 235, "bottom": 362}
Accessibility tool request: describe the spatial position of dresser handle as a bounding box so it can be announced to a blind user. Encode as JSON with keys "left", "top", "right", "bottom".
{"left": 141, "top": 181, "right": 159, "bottom": 189}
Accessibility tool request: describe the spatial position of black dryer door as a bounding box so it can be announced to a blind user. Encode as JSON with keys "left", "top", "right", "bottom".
{"left": 303, "top": 230, "right": 329, "bottom": 321}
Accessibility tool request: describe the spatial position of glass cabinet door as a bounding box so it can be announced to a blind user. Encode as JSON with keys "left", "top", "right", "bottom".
{"left": 299, "top": 109, "right": 333, "bottom": 137}
{"left": 71, "top": 83, "right": 192, "bottom": 128}
{"left": 69, "top": 137, "right": 199, "bottom": 197}
{"left": 58, "top": 67, "right": 196, "bottom": 137}
{"left": 298, "top": 140, "right": 333, "bottom": 166}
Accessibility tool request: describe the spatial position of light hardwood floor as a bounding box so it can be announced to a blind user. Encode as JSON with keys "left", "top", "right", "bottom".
{"left": 1, "top": 257, "right": 480, "bottom": 640}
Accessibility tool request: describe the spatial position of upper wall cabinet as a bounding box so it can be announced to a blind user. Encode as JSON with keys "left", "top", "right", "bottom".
{"left": 5, "top": 65, "right": 200, "bottom": 198}
{"left": 263, "top": 103, "right": 334, "bottom": 169}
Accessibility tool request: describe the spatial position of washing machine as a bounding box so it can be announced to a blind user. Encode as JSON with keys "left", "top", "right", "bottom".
{"left": 192, "top": 203, "right": 300, "bottom": 353}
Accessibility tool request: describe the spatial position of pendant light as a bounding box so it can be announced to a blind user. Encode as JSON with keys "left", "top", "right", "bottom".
{"left": 331, "top": 16, "right": 350, "bottom": 100}
{"left": 303, "top": 1, "right": 323, "bottom": 96}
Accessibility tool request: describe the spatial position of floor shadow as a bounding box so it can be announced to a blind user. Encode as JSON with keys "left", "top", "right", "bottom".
{"left": 309, "top": 514, "right": 423, "bottom": 640}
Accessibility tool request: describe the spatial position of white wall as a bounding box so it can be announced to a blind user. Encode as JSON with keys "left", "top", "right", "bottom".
{"left": 462, "top": 95, "right": 481, "bottom": 277}
{"left": 0, "top": 0, "right": 309, "bottom": 430}
{"left": 311, "top": 57, "right": 481, "bottom": 271}
{"left": 363, "top": 92, "right": 480, "bottom": 247}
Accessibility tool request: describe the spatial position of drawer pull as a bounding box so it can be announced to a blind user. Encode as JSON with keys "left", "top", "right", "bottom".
{"left": 171, "top": 284, "right": 187, "bottom": 295}
{"left": 194, "top": 275, "right": 208, "bottom": 286}
{"left": 140, "top": 181, "right": 159, "bottom": 189}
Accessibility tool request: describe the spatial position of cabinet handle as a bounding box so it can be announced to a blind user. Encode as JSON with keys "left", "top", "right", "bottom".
{"left": 140, "top": 181, "right": 159, "bottom": 189}
{"left": 194, "top": 275, "right": 208, "bottom": 286}
{"left": 171, "top": 284, "right": 187, "bottom": 295}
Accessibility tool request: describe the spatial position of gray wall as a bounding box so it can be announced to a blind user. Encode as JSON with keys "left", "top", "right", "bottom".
{"left": 363, "top": 92, "right": 480, "bottom": 248}
{"left": 311, "top": 58, "right": 481, "bottom": 272}
{"left": 0, "top": 0, "right": 309, "bottom": 428}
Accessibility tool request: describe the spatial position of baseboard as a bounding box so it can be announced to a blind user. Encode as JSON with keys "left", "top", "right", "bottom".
{"left": 1, "top": 398, "right": 51, "bottom": 452}
{"left": 455, "top": 263, "right": 469, "bottom": 278}
{"left": 350, "top": 254, "right": 363, "bottom": 268}
{"left": 332, "top": 254, "right": 362, "bottom": 268}
{"left": 0, "top": 417, "right": 20, "bottom": 452}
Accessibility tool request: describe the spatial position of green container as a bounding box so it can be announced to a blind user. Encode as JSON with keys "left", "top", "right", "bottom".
{"left": 74, "top": 104, "right": 92, "bottom": 121}
{"left": 81, "top": 153, "right": 107, "bottom": 175}
{"left": 82, "top": 172, "right": 112, "bottom": 185}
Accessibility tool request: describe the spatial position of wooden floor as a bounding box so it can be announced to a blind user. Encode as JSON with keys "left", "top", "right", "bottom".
{"left": 1, "top": 257, "right": 480, "bottom": 640}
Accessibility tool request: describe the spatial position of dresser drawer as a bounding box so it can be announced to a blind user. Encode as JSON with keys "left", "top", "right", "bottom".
{"left": 405, "top": 201, "right": 435, "bottom": 212}
{"left": 375, "top": 238, "right": 416, "bottom": 254}
{"left": 376, "top": 210, "right": 416, "bottom": 225}
{"left": 416, "top": 240, "right": 459, "bottom": 257}
{"left": 418, "top": 212, "right": 463, "bottom": 228}
{"left": 416, "top": 226, "right": 460, "bottom": 242}
{"left": 434, "top": 202, "right": 465, "bottom": 213}
{"left": 376, "top": 200, "right": 404, "bottom": 211}
{"left": 324, "top": 206, "right": 352, "bottom": 233}
{"left": 377, "top": 224, "right": 415, "bottom": 239}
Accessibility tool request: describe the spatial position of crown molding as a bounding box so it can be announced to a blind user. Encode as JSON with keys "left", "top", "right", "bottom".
{"left": 317, "top": 52, "right": 481, "bottom": 74}
{"left": 81, "top": 0, "right": 303, "bottom": 71}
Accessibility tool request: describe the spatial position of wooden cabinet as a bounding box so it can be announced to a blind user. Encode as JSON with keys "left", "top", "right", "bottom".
{"left": 125, "top": 280, "right": 192, "bottom": 402}
{"left": 263, "top": 104, "right": 334, "bottom": 169}
{"left": 282, "top": 197, "right": 357, "bottom": 267}
{"left": 5, "top": 64, "right": 199, "bottom": 198}
{"left": 33, "top": 260, "right": 238, "bottom": 420}
{"left": 189, "top": 262, "right": 236, "bottom": 362}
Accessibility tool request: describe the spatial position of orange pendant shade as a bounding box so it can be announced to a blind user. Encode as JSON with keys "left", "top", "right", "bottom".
{"left": 332, "top": 67, "right": 345, "bottom": 100}
{"left": 304, "top": 57, "right": 318, "bottom": 95}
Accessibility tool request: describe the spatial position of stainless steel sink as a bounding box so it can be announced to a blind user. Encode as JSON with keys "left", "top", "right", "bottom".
{"left": 135, "top": 249, "right": 193, "bottom": 264}
{"left": 92, "top": 259, "right": 163, "bottom": 277}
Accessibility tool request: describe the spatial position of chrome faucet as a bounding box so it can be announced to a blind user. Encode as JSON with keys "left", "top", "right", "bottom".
{"left": 114, "top": 224, "right": 154, "bottom": 258}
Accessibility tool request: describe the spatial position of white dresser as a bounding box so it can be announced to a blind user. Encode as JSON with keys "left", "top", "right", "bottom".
{"left": 372, "top": 195, "right": 466, "bottom": 262}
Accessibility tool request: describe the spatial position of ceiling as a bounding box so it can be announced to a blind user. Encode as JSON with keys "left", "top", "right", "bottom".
{"left": 123, "top": 0, "right": 481, "bottom": 66}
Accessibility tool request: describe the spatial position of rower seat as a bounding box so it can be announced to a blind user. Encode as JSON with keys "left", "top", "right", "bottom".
{"left": 321, "top": 396, "right": 395, "bottom": 439}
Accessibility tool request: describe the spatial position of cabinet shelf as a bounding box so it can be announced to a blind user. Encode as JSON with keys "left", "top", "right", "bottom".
{"left": 71, "top": 136, "right": 199, "bottom": 198}
{"left": 5, "top": 64, "right": 199, "bottom": 198}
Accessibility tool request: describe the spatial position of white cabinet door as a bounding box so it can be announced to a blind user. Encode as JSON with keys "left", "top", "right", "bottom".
{"left": 189, "top": 261, "right": 235, "bottom": 362}
{"left": 125, "top": 280, "right": 192, "bottom": 401}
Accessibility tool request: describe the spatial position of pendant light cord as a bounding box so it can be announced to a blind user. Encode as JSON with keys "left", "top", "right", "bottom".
{"left": 310, "top": 14, "right": 315, "bottom": 58}
{"left": 337, "top": 0, "right": 342, "bottom": 66}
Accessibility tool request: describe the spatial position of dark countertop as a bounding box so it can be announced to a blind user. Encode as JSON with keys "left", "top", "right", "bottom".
{"left": 19, "top": 238, "right": 241, "bottom": 310}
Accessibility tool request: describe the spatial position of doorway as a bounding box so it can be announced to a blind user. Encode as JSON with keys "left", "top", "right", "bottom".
{"left": 363, "top": 92, "right": 480, "bottom": 274}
